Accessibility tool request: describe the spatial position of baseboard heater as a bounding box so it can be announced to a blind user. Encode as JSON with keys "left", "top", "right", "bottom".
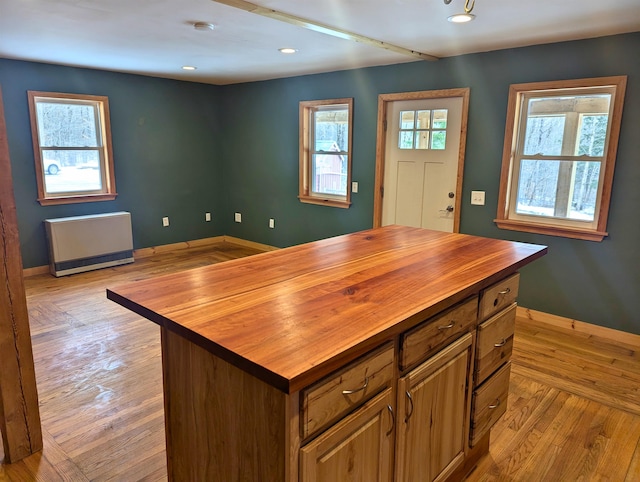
{"left": 44, "top": 212, "right": 134, "bottom": 277}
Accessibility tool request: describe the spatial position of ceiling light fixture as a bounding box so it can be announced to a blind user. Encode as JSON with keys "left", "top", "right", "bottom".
{"left": 445, "top": 0, "right": 476, "bottom": 23}
{"left": 182, "top": 66, "right": 197, "bottom": 71}
{"left": 193, "top": 22, "right": 215, "bottom": 31}
{"left": 279, "top": 48, "right": 297, "bottom": 54}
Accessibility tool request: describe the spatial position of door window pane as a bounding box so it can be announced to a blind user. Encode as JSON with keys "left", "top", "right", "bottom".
{"left": 400, "top": 111, "right": 414, "bottom": 129}
{"left": 415, "top": 131, "right": 429, "bottom": 150}
{"left": 416, "top": 110, "right": 430, "bottom": 129}
{"left": 398, "top": 109, "right": 448, "bottom": 150}
{"left": 432, "top": 109, "right": 448, "bottom": 129}
{"left": 431, "top": 131, "right": 447, "bottom": 150}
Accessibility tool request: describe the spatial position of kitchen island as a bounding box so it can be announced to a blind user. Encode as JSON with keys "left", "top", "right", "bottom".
{"left": 107, "top": 225, "right": 546, "bottom": 481}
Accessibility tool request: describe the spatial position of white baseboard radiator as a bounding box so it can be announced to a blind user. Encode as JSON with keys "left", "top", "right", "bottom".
{"left": 44, "top": 212, "right": 134, "bottom": 277}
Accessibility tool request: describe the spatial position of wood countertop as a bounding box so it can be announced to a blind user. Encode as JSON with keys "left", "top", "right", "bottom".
{"left": 107, "top": 225, "right": 546, "bottom": 394}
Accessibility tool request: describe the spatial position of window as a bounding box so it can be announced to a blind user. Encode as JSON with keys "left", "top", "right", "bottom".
{"left": 398, "top": 109, "right": 448, "bottom": 150}
{"left": 299, "top": 98, "right": 353, "bottom": 208}
{"left": 28, "top": 91, "right": 117, "bottom": 205}
{"left": 495, "top": 77, "right": 626, "bottom": 241}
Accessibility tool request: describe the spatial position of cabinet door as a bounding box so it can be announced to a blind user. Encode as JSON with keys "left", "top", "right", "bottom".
{"left": 395, "top": 333, "right": 473, "bottom": 482}
{"left": 300, "top": 388, "right": 394, "bottom": 482}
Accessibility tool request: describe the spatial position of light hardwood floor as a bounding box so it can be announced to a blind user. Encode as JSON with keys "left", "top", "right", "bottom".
{"left": 1, "top": 241, "right": 639, "bottom": 481}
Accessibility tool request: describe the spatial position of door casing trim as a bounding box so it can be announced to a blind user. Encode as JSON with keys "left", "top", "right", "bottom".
{"left": 373, "top": 88, "right": 470, "bottom": 232}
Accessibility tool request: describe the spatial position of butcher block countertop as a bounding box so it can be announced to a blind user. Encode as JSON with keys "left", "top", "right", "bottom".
{"left": 106, "top": 225, "right": 547, "bottom": 394}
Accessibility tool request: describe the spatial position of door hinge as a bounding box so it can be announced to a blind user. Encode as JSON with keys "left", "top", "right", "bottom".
{"left": 381, "top": 186, "right": 384, "bottom": 198}
{"left": 383, "top": 119, "right": 388, "bottom": 131}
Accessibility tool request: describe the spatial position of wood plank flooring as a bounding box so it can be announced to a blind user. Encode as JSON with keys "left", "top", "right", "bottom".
{"left": 1, "top": 241, "right": 639, "bottom": 481}
{"left": 466, "top": 318, "right": 640, "bottom": 481}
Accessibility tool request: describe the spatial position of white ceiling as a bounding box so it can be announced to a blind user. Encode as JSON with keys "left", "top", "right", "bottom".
{"left": 1, "top": 0, "right": 639, "bottom": 86}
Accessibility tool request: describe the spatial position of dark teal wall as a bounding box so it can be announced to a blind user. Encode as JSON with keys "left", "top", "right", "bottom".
{"left": 220, "top": 32, "right": 640, "bottom": 333}
{"left": 1, "top": 60, "right": 226, "bottom": 268}
{"left": 2, "top": 32, "right": 639, "bottom": 333}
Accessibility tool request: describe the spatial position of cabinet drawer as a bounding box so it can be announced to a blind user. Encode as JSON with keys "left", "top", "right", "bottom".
{"left": 478, "top": 274, "right": 519, "bottom": 321}
{"left": 400, "top": 296, "right": 477, "bottom": 370}
{"left": 301, "top": 343, "right": 394, "bottom": 440}
{"left": 470, "top": 361, "right": 511, "bottom": 446}
{"left": 475, "top": 303, "right": 516, "bottom": 384}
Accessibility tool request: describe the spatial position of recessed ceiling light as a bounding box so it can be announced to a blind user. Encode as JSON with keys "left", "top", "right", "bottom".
{"left": 193, "top": 22, "right": 215, "bottom": 31}
{"left": 182, "top": 66, "right": 197, "bottom": 71}
{"left": 447, "top": 13, "right": 475, "bottom": 23}
{"left": 279, "top": 48, "right": 298, "bottom": 54}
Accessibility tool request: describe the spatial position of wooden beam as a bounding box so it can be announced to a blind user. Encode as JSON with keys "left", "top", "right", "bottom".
{"left": 0, "top": 86, "right": 43, "bottom": 463}
{"left": 212, "top": 0, "right": 439, "bottom": 61}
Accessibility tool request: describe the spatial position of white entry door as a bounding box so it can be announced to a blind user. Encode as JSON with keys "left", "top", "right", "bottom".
{"left": 381, "top": 96, "right": 464, "bottom": 232}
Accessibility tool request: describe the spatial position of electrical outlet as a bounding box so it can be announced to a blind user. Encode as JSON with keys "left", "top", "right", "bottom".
{"left": 162, "top": 216, "right": 170, "bottom": 227}
{"left": 471, "top": 191, "right": 486, "bottom": 206}
{"left": 269, "top": 218, "right": 275, "bottom": 229}
{"left": 205, "top": 212, "right": 211, "bottom": 222}
{"left": 352, "top": 181, "right": 358, "bottom": 193}
{"left": 234, "top": 212, "right": 242, "bottom": 223}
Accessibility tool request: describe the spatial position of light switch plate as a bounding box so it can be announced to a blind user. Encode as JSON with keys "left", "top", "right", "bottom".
{"left": 471, "top": 191, "right": 485, "bottom": 205}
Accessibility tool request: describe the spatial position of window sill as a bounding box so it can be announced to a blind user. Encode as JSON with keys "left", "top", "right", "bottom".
{"left": 298, "top": 195, "right": 351, "bottom": 209}
{"left": 38, "top": 193, "right": 118, "bottom": 206}
{"left": 495, "top": 218, "right": 607, "bottom": 242}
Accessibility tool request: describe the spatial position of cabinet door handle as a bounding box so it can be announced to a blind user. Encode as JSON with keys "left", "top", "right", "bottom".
{"left": 404, "top": 391, "right": 414, "bottom": 422}
{"left": 437, "top": 321, "right": 455, "bottom": 330}
{"left": 342, "top": 377, "right": 369, "bottom": 395}
{"left": 494, "top": 339, "right": 507, "bottom": 348}
{"left": 488, "top": 398, "right": 501, "bottom": 409}
{"left": 386, "top": 404, "right": 395, "bottom": 436}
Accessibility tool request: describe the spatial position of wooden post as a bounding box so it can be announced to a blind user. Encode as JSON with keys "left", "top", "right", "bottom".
{"left": 0, "top": 85, "right": 43, "bottom": 462}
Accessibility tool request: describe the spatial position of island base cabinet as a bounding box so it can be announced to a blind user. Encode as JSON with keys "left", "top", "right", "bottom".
{"left": 395, "top": 333, "right": 474, "bottom": 482}
{"left": 160, "top": 328, "right": 291, "bottom": 482}
{"left": 300, "top": 388, "right": 394, "bottom": 482}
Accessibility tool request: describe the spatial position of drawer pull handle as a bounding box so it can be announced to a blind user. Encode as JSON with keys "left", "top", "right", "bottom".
{"left": 342, "top": 377, "right": 369, "bottom": 395}
{"left": 494, "top": 339, "right": 507, "bottom": 348}
{"left": 498, "top": 287, "right": 511, "bottom": 296}
{"left": 488, "top": 398, "right": 501, "bottom": 409}
{"left": 405, "top": 391, "right": 414, "bottom": 422}
{"left": 386, "top": 404, "right": 395, "bottom": 436}
{"left": 438, "top": 321, "right": 455, "bottom": 330}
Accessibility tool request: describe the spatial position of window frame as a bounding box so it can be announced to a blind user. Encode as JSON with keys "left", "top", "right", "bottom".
{"left": 299, "top": 98, "right": 353, "bottom": 208}
{"left": 495, "top": 76, "right": 627, "bottom": 242}
{"left": 27, "top": 91, "right": 117, "bottom": 206}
